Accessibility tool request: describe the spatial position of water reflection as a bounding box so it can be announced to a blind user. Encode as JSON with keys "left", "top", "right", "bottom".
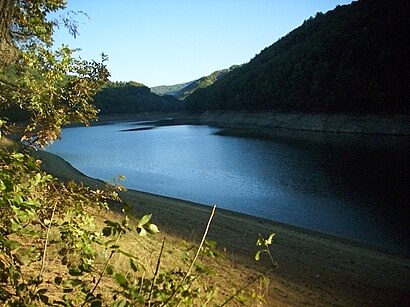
{"left": 47, "top": 123, "right": 410, "bottom": 255}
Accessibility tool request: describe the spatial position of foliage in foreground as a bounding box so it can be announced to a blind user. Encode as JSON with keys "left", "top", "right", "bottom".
{"left": 0, "top": 149, "right": 273, "bottom": 306}
{"left": 0, "top": 1, "right": 276, "bottom": 305}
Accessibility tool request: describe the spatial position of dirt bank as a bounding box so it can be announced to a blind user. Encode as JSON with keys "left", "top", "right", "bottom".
{"left": 32, "top": 149, "right": 410, "bottom": 306}
{"left": 197, "top": 111, "right": 410, "bottom": 135}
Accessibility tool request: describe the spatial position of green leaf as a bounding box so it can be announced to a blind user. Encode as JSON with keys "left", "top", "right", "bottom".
{"left": 39, "top": 294, "right": 49, "bottom": 304}
{"left": 137, "top": 214, "right": 152, "bottom": 227}
{"left": 114, "top": 273, "right": 128, "bottom": 288}
{"left": 118, "top": 249, "right": 137, "bottom": 259}
{"left": 137, "top": 227, "right": 147, "bottom": 237}
{"left": 54, "top": 276, "right": 63, "bottom": 285}
{"left": 102, "top": 227, "right": 112, "bottom": 237}
{"left": 113, "top": 300, "right": 128, "bottom": 307}
{"left": 14, "top": 253, "right": 31, "bottom": 265}
{"left": 129, "top": 258, "right": 138, "bottom": 272}
{"left": 11, "top": 153, "right": 24, "bottom": 160}
{"left": 106, "top": 265, "right": 114, "bottom": 276}
{"left": 8, "top": 240, "right": 21, "bottom": 250}
{"left": 37, "top": 288, "right": 48, "bottom": 295}
{"left": 266, "top": 233, "right": 275, "bottom": 245}
{"left": 70, "top": 279, "right": 83, "bottom": 287}
{"left": 90, "top": 299, "right": 102, "bottom": 307}
{"left": 68, "top": 268, "right": 83, "bottom": 276}
{"left": 14, "top": 248, "right": 33, "bottom": 265}
{"left": 255, "top": 250, "right": 262, "bottom": 261}
{"left": 33, "top": 173, "right": 41, "bottom": 185}
{"left": 0, "top": 179, "right": 6, "bottom": 191}
{"left": 146, "top": 223, "right": 159, "bottom": 234}
{"left": 12, "top": 193, "right": 23, "bottom": 205}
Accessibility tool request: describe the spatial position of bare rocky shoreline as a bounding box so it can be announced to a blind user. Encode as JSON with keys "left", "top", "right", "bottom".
{"left": 197, "top": 111, "right": 410, "bottom": 135}
{"left": 93, "top": 111, "right": 410, "bottom": 136}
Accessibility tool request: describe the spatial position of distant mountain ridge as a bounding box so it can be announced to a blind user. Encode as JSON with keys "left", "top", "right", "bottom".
{"left": 97, "top": 0, "right": 409, "bottom": 117}
{"left": 149, "top": 65, "right": 240, "bottom": 100}
{"left": 185, "top": 0, "right": 410, "bottom": 115}
{"left": 94, "top": 81, "right": 184, "bottom": 114}
{"left": 150, "top": 81, "right": 194, "bottom": 97}
{"left": 174, "top": 65, "right": 241, "bottom": 100}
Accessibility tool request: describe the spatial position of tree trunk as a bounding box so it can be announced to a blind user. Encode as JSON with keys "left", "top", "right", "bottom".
{"left": 0, "top": 0, "right": 17, "bottom": 68}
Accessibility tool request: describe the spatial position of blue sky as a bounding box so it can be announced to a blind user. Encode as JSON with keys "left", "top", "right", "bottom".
{"left": 52, "top": 0, "right": 353, "bottom": 87}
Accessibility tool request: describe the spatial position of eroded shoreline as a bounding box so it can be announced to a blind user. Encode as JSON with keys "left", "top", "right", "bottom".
{"left": 93, "top": 111, "right": 410, "bottom": 136}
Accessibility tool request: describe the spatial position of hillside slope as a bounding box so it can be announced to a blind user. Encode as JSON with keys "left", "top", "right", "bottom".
{"left": 94, "top": 81, "right": 184, "bottom": 114}
{"left": 185, "top": 0, "right": 410, "bottom": 115}
{"left": 175, "top": 65, "right": 240, "bottom": 100}
{"left": 150, "top": 81, "right": 194, "bottom": 96}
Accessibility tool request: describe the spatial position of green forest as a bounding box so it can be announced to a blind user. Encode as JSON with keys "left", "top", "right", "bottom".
{"left": 150, "top": 81, "right": 193, "bottom": 97}
{"left": 3, "top": 0, "right": 408, "bottom": 120}
{"left": 173, "top": 65, "right": 240, "bottom": 100}
{"left": 93, "top": 81, "right": 184, "bottom": 114}
{"left": 184, "top": 0, "right": 410, "bottom": 115}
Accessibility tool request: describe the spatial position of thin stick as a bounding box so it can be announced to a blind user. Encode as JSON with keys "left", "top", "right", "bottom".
{"left": 186, "top": 205, "right": 216, "bottom": 280}
{"left": 39, "top": 199, "right": 58, "bottom": 279}
{"left": 267, "top": 248, "right": 278, "bottom": 269}
{"left": 161, "top": 205, "right": 216, "bottom": 306}
{"left": 148, "top": 238, "right": 165, "bottom": 307}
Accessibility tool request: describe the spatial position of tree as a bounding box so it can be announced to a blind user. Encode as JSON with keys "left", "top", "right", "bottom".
{"left": 0, "top": 2, "right": 270, "bottom": 305}
{"left": 0, "top": 0, "right": 17, "bottom": 68}
{"left": 0, "top": 2, "right": 159, "bottom": 305}
{"left": 0, "top": 0, "right": 109, "bottom": 146}
{"left": 0, "top": 2, "right": 114, "bottom": 303}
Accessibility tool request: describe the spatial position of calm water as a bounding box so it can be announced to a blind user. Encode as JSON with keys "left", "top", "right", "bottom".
{"left": 47, "top": 122, "right": 410, "bottom": 256}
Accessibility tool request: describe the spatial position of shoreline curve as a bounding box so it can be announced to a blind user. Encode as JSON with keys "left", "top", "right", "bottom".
{"left": 32, "top": 148, "right": 410, "bottom": 305}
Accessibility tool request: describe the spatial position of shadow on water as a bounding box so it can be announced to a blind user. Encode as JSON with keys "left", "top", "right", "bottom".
{"left": 120, "top": 127, "right": 155, "bottom": 132}
{"left": 215, "top": 127, "right": 410, "bottom": 256}
{"left": 48, "top": 124, "right": 410, "bottom": 256}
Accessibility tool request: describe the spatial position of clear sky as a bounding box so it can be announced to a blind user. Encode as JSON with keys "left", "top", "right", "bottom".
{"left": 52, "top": 0, "right": 353, "bottom": 87}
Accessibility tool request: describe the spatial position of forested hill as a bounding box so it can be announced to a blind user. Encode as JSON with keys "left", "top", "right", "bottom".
{"left": 150, "top": 81, "right": 194, "bottom": 96}
{"left": 185, "top": 0, "right": 410, "bottom": 115}
{"left": 175, "top": 65, "right": 240, "bottom": 100}
{"left": 94, "top": 81, "right": 184, "bottom": 114}
{"left": 150, "top": 65, "right": 240, "bottom": 99}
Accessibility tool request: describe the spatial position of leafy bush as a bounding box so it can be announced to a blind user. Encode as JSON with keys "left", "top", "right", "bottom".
{"left": 0, "top": 2, "right": 275, "bottom": 305}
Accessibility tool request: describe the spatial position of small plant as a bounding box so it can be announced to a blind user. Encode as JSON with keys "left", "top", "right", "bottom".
{"left": 200, "top": 239, "right": 219, "bottom": 260}
{"left": 255, "top": 233, "right": 278, "bottom": 268}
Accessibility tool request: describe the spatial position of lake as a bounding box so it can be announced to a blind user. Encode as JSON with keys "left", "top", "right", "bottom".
{"left": 47, "top": 121, "right": 410, "bottom": 256}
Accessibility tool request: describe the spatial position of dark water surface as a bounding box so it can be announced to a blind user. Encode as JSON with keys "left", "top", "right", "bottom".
{"left": 47, "top": 122, "right": 410, "bottom": 256}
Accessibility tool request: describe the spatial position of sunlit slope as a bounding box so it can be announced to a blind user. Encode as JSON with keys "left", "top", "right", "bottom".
{"left": 185, "top": 0, "right": 410, "bottom": 115}
{"left": 94, "top": 81, "right": 184, "bottom": 114}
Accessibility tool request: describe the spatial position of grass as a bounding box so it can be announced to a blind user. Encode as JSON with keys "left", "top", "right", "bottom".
{"left": 89, "top": 208, "right": 270, "bottom": 305}
{"left": 11, "top": 203, "right": 270, "bottom": 305}
{"left": 1, "top": 137, "right": 273, "bottom": 305}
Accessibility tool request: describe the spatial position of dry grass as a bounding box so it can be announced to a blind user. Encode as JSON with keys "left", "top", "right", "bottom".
{"left": 27, "top": 206, "right": 271, "bottom": 306}
{"left": 5, "top": 138, "right": 409, "bottom": 306}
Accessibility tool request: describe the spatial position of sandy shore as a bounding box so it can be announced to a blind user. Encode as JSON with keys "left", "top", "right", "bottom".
{"left": 33, "top": 149, "right": 410, "bottom": 306}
